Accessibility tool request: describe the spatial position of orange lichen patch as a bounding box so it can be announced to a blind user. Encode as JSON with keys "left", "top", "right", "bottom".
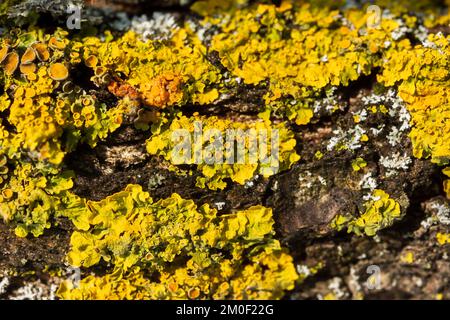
{"left": 32, "top": 43, "right": 50, "bottom": 61}
{"left": 26, "top": 72, "right": 37, "bottom": 81}
{"left": 49, "top": 37, "right": 66, "bottom": 50}
{"left": 107, "top": 81, "right": 140, "bottom": 100}
{"left": 48, "top": 62, "right": 69, "bottom": 81}
{"left": 140, "top": 73, "right": 183, "bottom": 108}
{"left": 21, "top": 47, "right": 37, "bottom": 64}
{"left": 2, "top": 51, "right": 19, "bottom": 76}
{"left": 85, "top": 55, "right": 98, "bottom": 68}
{"left": 0, "top": 45, "right": 9, "bottom": 63}
{"left": 444, "top": 179, "right": 450, "bottom": 199}
{"left": 19, "top": 63, "right": 37, "bottom": 75}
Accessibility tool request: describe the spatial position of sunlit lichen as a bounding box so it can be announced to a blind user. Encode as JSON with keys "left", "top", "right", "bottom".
{"left": 203, "top": 1, "right": 409, "bottom": 125}
{"left": 379, "top": 33, "right": 450, "bottom": 166}
{"left": 331, "top": 189, "right": 403, "bottom": 236}
{"left": 0, "top": 162, "right": 74, "bottom": 237}
{"left": 436, "top": 232, "right": 450, "bottom": 245}
{"left": 1, "top": 0, "right": 450, "bottom": 301}
{"left": 0, "top": 28, "right": 130, "bottom": 166}
{"left": 58, "top": 184, "right": 299, "bottom": 300}
{"left": 79, "top": 29, "right": 223, "bottom": 107}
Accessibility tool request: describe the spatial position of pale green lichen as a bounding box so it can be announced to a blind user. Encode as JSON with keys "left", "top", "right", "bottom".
{"left": 1, "top": 0, "right": 450, "bottom": 301}
{"left": 58, "top": 184, "right": 299, "bottom": 300}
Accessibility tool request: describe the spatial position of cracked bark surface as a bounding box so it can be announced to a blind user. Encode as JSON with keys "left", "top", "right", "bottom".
{"left": 0, "top": 0, "right": 449, "bottom": 300}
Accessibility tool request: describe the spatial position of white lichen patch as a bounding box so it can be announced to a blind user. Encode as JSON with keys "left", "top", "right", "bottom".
{"left": 380, "top": 152, "right": 412, "bottom": 177}
{"left": 297, "top": 170, "right": 313, "bottom": 189}
{"left": 433, "top": 203, "right": 450, "bottom": 225}
{"left": 348, "top": 267, "right": 364, "bottom": 299}
{"left": 244, "top": 174, "right": 259, "bottom": 189}
{"left": 103, "top": 145, "right": 148, "bottom": 174}
{"left": 362, "top": 89, "right": 411, "bottom": 134}
{"left": 352, "top": 109, "right": 368, "bottom": 122}
{"left": 296, "top": 264, "right": 312, "bottom": 278}
{"left": 318, "top": 175, "right": 327, "bottom": 186}
{"left": 214, "top": 201, "right": 226, "bottom": 210}
{"left": 148, "top": 173, "right": 166, "bottom": 190}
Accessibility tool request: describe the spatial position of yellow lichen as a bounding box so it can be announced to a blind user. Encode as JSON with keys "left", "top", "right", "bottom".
{"left": 351, "top": 157, "right": 367, "bottom": 172}
{"left": 400, "top": 251, "right": 414, "bottom": 264}
{"left": 21, "top": 47, "right": 36, "bottom": 64}
{"left": 206, "top": 1, "right": 402, "bottom": 125}
{"left": 379, "top": 33, "right": 450, "bottom": 165}
{"left": 48, "top": 62, "right": 69, "bottom": 81}
{"left": 57, "top": 184, "right": 298, "bottom": 300}
{"left": 436, "top": 233, "right": 450, "bottom": 245}
{"left": 443, "top": 168, "right": 450, "bottom": 199}
{"left": 146, "top": 114, "right": 300, "bottom": 190}
{"left": 0, "top": 45, "right": 8, "bottom": 63}
{"left": 332, "top": 190, "right": 402, "bottom": 236}
{"left": 1, "top": 0, "right": 449, "bottom": 301}
{"left": 33, "top": 43, "right": 50, "bottom": 62}
{"left": 2, "top": 51, "right": 19, "bottom": 76}
{"left": 0, "top": 163, "right": 75, "bottom": 237}
{"left": 79, "top": 30, "right": 223, "bottom": 107}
